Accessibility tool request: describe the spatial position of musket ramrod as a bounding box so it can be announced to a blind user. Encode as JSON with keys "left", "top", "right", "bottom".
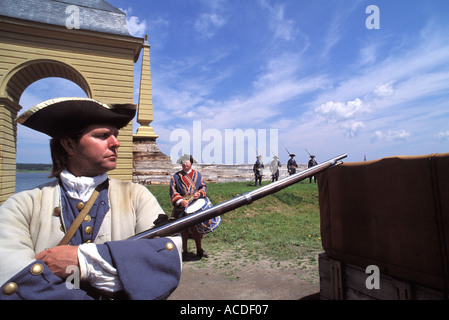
{"left": 128, "top": 153, "right": 347, "bottom": 241}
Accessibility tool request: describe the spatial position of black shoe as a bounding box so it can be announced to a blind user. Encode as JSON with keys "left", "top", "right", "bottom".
{"left": 182, "top": 251, "right": 194, "bottom": 261}
{"left": 183, "top": 251, "right": 203, "bottom": 261}
{"left": 197, "top": 249, "right": 209, "bottom": 258}
{"left": 182, "top": 252, "right": 188, "bottom": 261}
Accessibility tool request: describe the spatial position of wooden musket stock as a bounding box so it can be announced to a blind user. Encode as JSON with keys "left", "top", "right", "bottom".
{"left": 128, "top": 153, "right": 347, "bottom": 241}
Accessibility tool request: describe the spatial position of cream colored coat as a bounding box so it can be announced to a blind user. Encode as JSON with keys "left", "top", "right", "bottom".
{"left": 0, "top": 178, "right": 181, "bottom": 286}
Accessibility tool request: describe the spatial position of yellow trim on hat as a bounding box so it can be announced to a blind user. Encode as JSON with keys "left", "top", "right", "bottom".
{"left": 16, "top": 97, "right": 110, "bottom": 124}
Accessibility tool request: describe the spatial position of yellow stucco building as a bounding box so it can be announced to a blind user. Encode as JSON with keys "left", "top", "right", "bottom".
{"left": 0, "top": 0, "right": 156, "bottom": 203}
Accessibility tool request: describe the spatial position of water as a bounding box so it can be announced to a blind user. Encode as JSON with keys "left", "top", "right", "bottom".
{"left": 15, "top": 172, "right": 56, "bottom": 193}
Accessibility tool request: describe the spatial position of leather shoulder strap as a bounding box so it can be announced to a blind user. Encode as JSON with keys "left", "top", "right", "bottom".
{"left": 58, "top": 182, "right": 106, "bottom": 246}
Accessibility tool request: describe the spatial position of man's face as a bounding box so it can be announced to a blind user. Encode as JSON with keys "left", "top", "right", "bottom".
{"left": 181, "top": 160, "right": 192, "bottom": 172}
{"left": 63, "top": 124, "right": 120, "bottom": 177}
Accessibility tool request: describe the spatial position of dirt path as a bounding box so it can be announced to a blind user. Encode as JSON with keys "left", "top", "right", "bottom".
{"left": 168, "top": 251, "right": 320, "bottom": 300}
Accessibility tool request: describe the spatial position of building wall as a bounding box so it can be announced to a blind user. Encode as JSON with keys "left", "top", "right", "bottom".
{"left": 0, "top": 17, "right": 142, "bottom": 203}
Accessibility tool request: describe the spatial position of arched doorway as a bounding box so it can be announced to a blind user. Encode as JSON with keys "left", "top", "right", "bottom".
{"left": 0, "top": 10, "right": 143, "bottom": 204}
{"left": 18, "top": 77, "right": 87, "bottom": 162}
{"left": 15, "top": 77, "right": 88, "bottom": 192}
{"left": 0, "top": 59, "right": 92, "bottom": 201}
{"left": 2, "top": 59, "right": 92, "bottom": 102}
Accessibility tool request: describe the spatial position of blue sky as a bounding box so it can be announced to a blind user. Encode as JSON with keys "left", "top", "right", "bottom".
{"left": 18, "top": 0, "right": 449, "bottom": 165}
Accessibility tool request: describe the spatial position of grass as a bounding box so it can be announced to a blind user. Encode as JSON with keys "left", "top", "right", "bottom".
{"left": 147, "top": 180, "right": 322, "bottom": 264}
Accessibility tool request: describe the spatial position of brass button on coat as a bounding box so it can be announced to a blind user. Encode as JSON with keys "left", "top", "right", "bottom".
{"left": 84, "top": 215, "right": 91, "bottom": 222}
{"left": 165, "top": 242, "right": 175, "bottom": 251}
{"left": 76, "top": 202, "right": 85, "bottom": 211}
{"left": 30, "top": 263, "right": 44, "bottom": 276}
{"left": 85, "top": 226, "right": 93, "bottom": 234}
{"left": 53, "top": 207, "right": 61, "bottom": 216}
{"left": 2, "top": 282, "right": 18, "bottom": 296}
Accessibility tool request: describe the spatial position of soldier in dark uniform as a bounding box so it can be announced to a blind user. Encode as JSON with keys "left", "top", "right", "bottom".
{"left": 253, "top": 155, "right": 264, "bottom": 186}
{"left": 287, "top": 154, "right": 298, "bottom": 175}
{"left": 308, "top": 155, "right": 318, "bottom": 183}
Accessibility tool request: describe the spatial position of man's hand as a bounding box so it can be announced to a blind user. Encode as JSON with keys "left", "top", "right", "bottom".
{"left": 35, "top": 245, "right": 79, "bottom": 279}
{"left": 180, "top": 199, "right": 189, "bottom": 208}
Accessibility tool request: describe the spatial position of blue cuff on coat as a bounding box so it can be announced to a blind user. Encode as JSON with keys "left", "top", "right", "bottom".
{"left": 0, "top": 261, "right": 93, "bottom": 300}
{"left": 104, "top": 238, "right": 181, "bottom": 300}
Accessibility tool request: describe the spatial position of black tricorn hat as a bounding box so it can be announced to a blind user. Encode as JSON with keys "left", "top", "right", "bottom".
{"left": 16, "top": 97, "right": 136, "bottom": 138}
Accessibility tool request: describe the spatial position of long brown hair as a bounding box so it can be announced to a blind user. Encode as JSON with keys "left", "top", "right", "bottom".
{"left": 49, "top": 132, "right": 82, "bottom": 178}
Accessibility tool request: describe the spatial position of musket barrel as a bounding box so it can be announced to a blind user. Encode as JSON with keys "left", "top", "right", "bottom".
{"left": 128, "top": 153, "right": 347, "bottom": 241}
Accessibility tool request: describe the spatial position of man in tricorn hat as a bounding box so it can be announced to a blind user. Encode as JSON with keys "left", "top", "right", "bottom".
{"left": 287, "top": 153, "right": 298, "bottom": 176}
{"left": 308, "top": 155, "right": 318, "bottom": 183}
{"left": 269, "top": 156, "right": 281, "bottom": 182}
{"left": 170, "top": 154, "right": 208, "bottom": 260}
{"left": 0, "top": 97, "right": 182, "bottom": 300}
{"left": 253, "top": 155, "right": 264, "bottom": 186}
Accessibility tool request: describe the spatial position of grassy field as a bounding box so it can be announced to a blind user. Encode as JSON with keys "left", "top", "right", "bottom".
{"left": 147, "top": 180, "right": 322, "bottom": 266}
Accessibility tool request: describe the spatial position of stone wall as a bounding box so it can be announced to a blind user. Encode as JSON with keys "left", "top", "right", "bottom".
{"left": 133, "top": 140, "right": 306, "bottom": 185}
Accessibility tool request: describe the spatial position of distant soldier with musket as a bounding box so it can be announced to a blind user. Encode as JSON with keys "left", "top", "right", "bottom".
{"left": 308, "top": 155, "right": 318, "bottom": 183}
{"left": 253, "top": 155, "right": 265, "bottom": 186}
{"left": 287, "top": 153, "right": 298, "bottom": 176}
{"left": 270, "top": 156, "right": 281, "bottom": 182}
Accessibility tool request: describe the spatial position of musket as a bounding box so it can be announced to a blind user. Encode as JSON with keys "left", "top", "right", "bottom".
{"left": 305, "top": 148, "right": 312, "bottom": 157}
{"left": 128, "top": 153, "right": 347, "bottom": 241}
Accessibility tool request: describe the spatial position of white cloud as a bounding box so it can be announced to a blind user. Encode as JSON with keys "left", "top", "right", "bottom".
{"left": 264, "top": 2, "right": 298, "bottom": 42}
{"left": 313, "top": 23, "right": 449, "bottom": 109}
{"left": 320, "top": 2, "right": 359, "bottom": 59}
{"left": 253, "top": 53, "right": 301, "bottom": 88}
{"left": 358, "top": 43, "right": 379, "bottom": 66}
{"left": 315, "top": 98, "right": 368, "bottom": 122}
{"left": 127, "top": 16, "right": 147, "bottom": 37}
{"left": 373, "top": 81, "right": 395, "bottom": 97}
{"left": 194, "top": 13, "right": 226, "bottom": 38}
{"left": 342, "top": 121, "right": 366, "bottom": 138}
{"left": 437, "top": 131, "right": 449, "bottom": 143}
{"left": 122, "top": 8, "right": 148, "bottom": 37}
{"left": 153, "top": 50, "right": 325, "bottom": 131}
{"left": 201, "top": 65, "right": 326, "bottom": 129}
{"left": 374, "top": 130, "right": 410, "bottom": 142}
{"left": 260, "top": 0, "right": 299, "bottom": 41}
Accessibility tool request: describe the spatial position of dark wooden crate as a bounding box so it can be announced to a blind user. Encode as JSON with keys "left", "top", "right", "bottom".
{"left": 319, "top": 253, "right": 445, "bottom": 300}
